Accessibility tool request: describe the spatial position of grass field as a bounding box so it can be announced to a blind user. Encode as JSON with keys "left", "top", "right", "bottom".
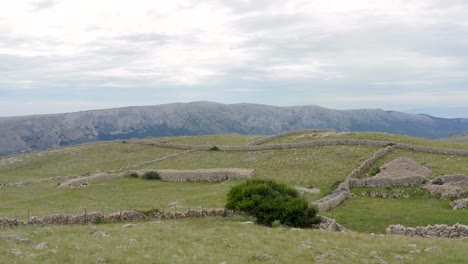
{"left": 325, "top": 187, "right": 468, "bottom": 233}
{"left": 1, "top": 131, "right": 468, "bottom": 263}
{"left": 1, "top": 217, "right": 467, "bottom": 264}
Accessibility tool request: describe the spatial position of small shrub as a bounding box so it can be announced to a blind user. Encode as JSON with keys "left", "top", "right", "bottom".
{"left": 271, "top": 220, "right": 281, "bottom": 228}
{"left": 226, "top": 179, "right": 320, "bottom": 228}
{"left": 138, "top": 208, "right": 162, "bottom": 216}
{"left": 128, "top": 173, "right": 139, "bottom": 178}
{"left": 142, "top": 171, "right": 160, "bottom": 180}
{"left": 210, "top": 146, "right": 220, "bottom": 151}
{"left": 369, "top": 167, "right": 381, "bottom": 176}
{"left": 93, "top": 216, "right": 108, "bottom": 224}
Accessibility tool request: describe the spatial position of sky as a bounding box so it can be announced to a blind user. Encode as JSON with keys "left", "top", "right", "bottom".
{"left": 1, "top": 0, "right": 468, "bottom": 118}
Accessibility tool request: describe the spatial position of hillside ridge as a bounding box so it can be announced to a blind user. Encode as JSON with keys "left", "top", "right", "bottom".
{"left": 1, "top": 101, "right": 468, "bottom": 156}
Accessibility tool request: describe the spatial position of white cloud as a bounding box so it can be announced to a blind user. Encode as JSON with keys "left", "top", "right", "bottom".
{"left": 1, "top": 0, "right": 468, "bottom": 116}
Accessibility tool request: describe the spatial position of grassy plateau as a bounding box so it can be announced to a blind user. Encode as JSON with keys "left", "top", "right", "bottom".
{"left": 1, "top": 132, "right": 468, "bottom": 263}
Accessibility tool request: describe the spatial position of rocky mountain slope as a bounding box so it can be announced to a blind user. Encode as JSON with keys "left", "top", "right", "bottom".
{"left": 1, "top": 102, "right": 468, "bottom": 156}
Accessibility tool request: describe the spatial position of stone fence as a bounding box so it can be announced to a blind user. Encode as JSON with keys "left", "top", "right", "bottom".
{"left": 312, "top": 146, "right": 394, "bottom": 212}
{"left": 156, "top": 169, "right": 255, "bottom": 182}
{"left": 0, "top": 174, "right": 80, "bottom": 189}
{"left": 0, "top": 209, "right": 228, "bottom": 229}
{"left": 395, "top": 144, "right": 468, "bottom": 156}
{"left": 386, "top": 223, "right": 468, "bottom": 238}
{"left": 247, "top": 129, "right": 336, "bottom": 145}
{"left": 349, "top": 176, "right": 427, "bottom": 188}
{"left": 57, "top": 168, "right": 255, "bottom": 189}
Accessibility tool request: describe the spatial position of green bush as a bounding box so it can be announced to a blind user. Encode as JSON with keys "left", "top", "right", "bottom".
{"left": 210, "top": 146, "right": 220, "bottom": 151}
{"left": 128, "top": 173, "right": 139, "bottom": 178}
{"left": 142, "top": 171, "right": 160, "bottom": 180}
{"left": 226, "top": 179, "right": 320, "bottom": 227}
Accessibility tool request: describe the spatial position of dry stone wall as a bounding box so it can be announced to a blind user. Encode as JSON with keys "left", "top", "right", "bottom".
{"left": 0, "top": 209, "right": 228, "bottom": 229}
{"left": 350, "top": 176, "right": 427, "bottom": 188}
{"left": 386, "top": 223, "right": 468, "bottom": 238}
{"left": 395, "top": 144, "right": 468, "bottom": 156}
{"left": 248, "top": 129, "right": 336, "bottom": 145}
{"left": 156, "top": 169, "right": 255, "bottom": 182}
{"left": 0, "top": 174, "right": 80, "bottom": 189}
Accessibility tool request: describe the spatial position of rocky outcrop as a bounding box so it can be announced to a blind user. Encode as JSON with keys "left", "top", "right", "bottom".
{"left": 350, "top": 158, "right": 430, "bottom": 188}
{"left": 313, "top": 216, "right": 347, "bottom": 232}
{"left": 386, "top": 223, "right": 468, "bottom": 238}
{"left": 451, "top": 198, "right": 468, "bottom": 210}
{"left": 425, "top": 174, "right": 468, "bottom": 199}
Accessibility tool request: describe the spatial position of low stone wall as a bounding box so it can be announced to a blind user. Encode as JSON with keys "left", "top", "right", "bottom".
{"left": 395, "top": 144, "right": 468, "bottom": 156}
{"left": 386, "top": 223, "right": 468, "bottom": 238}
{"left": 57, "top": 168, "right": 255, "bottom": 189}
{"left": 349, "top": 176, "right": 427, "bottom": 188}
{"left": 425, "top": 184, "right": 466, "bottom": 199}
{"left": 451, "top": 198, "right": 468, "bottom": 210}
{"left": 57, "top": 172, "right": 128, "bottom": 189}
{"left": 248, "top": 129, "right": 336, "bottom": 145}
{"left": 0, "top": 209, "right": 228, "bottom": 229}
{"left": 156, "top": 168, "right": 255, "bottom": 182}
{"left": 0, "top": 174, "right": 80, "bottom": 189}
{"left": 312, "top": 191, "right": 351, "bottom": 212}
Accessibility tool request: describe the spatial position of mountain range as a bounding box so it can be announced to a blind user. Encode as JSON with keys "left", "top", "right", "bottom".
{"left": 1, "top": 101, "right": 468, "bottom": 156}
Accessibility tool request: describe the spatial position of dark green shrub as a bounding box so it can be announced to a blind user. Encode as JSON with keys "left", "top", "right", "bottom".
{"left": 226, "top": 179, "right": 320, "bottom": 227}
{"left": 142, "top": 171, "right": 160, "bottom": 180}
{"left": 128, "top": 173, "right": 139, "bottom": 178}
{"left": 210, "top": 146, "right": 220, "bottom": 151}
{"left": 93, "top": 216, "right": 108, "bottom": 224}
{"left": 137, "top": 208, "right": 162, "bottom": 217}
{"left": 369, "top": 167, "right": 381, "bottom": 176}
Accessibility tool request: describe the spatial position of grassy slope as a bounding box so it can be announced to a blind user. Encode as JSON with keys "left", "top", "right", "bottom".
{"left": 148, "top": 134, "right": 264, "bottom": 146}
{"left": 1, "top": 218, "right": 467, "bottom": 264}
{"left": 0, "top": 143, "right": 182, "bottom": 183}
{"left": 1, "top": 132, "right": 468, "bottom": 239}
{"left": 266, "top": 131, "right": 468, "bottom": 150}
{"left": 0, "top": 146, "right": 377, "bottom": 217}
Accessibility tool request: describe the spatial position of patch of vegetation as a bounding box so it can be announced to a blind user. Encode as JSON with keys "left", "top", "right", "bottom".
{"left": 369, "top": 166, "right": 381, "bottom": 176}
{"left": 128, "top": 173, "right": 139, "bottom": 178}
{"left": 1, "top": 218, "right": 467, "bottom": 263}
{"left": 326, "top": 188, "right": 468, "bottom": 233}
{"left": 226, "top": 179, "right": 320, "bottom": 227}
{"left": 210, "top": 145, "right": 220, "bottom": 151}
{"left": 92, "top": 216, "right": 108, "bottom": 225}
{"left": 137, "top": 208, "right": 162, "bottom": 216}
{"left": 142, "top": 171, "right": 160, "bottom": 180}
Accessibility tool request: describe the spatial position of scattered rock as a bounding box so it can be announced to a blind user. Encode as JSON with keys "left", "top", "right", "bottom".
{"left": 35, "top": 242, "right": 49, "bottom": 250}
{"left": 9, "top": 249, "right": 23, "bottom": 256}
{"left": 123, "top": 223, "right": 136, "bottom": 228}
{"left": 240, "top": 221, "right": 254, "bottom": 225}
{"left": 369, "top": 251, "right": 379, "bottom": 258}
{"left": 424, "top": 247, "right": 437, "bottom": 252}
{"left": 0, "top": 235, "right": 20, "bottom": 241}
{"left": 127, "top": 239, "right": 138, "bottom": 245}
{"left": 290, "top": 228, "right": 302, "bottom": 231}
{"left": 299, "top": 241, "right": 313, "bottom": 249}
{"left": 256, "top": 253, "right": 271, "bottom": 261}
{"left": 96, "top": 257, "right": 110, "bottom": 263}
{"left": 393, "top": 254, "right": 403, "bottom": 260}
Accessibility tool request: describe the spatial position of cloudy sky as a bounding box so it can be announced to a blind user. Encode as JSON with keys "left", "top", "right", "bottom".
{"left": 1, "top": 0, "right": 468, "bottom": 117}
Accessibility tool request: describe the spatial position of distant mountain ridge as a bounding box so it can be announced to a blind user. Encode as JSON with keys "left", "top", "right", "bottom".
{"left": 1, "top": 101, "right": 468, "bottom": 156}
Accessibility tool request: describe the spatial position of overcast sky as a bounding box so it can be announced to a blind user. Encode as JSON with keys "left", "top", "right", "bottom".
{"left": 1, "top": 0, "right": 468, "bottom": 117}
